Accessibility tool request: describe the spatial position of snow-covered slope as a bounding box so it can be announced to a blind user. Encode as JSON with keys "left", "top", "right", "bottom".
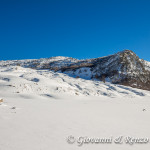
{"left": 60, "top": 50, "right": 150, "bottom": 91}
{"left": 0, "top": 66, "right": 150, "bottom": 98}
{"left": 0, "top": 66, "right": 150, "bottom": 150}
{"left": 1, "top": 50, "right": 150, "bottom": 91}
{"left": 0, "top": 56, "right": 78, "bottom": 69}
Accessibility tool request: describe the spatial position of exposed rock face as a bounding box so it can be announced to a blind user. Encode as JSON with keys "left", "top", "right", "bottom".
{"left": 60, "top": 50, "right": 150, "bottom": 91}
{"left": 0, "top": 50, "right": 150, "bottom": 91}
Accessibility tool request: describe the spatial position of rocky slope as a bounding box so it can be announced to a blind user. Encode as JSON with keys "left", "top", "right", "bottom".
{"left": 0, "top": 50, "right": 150, "bottom": 91}
{"left": 60, "top": 50, "right": 150, "bottom": 91}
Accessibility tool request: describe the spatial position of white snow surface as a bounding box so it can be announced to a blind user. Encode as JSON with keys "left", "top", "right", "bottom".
{"left": 0, "top": 66, "right": 150, "bottom": 150}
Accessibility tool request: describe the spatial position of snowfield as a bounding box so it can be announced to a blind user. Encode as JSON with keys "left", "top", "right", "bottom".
{"left": 0, "top": 66, "right": 150, "bottom": 150}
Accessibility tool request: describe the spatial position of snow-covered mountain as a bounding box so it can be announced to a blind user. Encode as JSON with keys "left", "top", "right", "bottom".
{"left": 60, "top": 50, "right": 150, "bottom": 91}
{"left": 1, "top": 66, "right": 150, "bottom": 98}
{"left": 0, "top": 56, "right": 78, "bottom": 69}
{"left": 0, "top": 50, "right": 150, "bottom": 91}
{"left": 1, "top": 52, "right": 150, "bottom": 150}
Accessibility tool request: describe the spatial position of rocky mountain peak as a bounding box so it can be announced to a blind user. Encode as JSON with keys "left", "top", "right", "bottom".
{"left": 58, "top": 50, "right": 150, "bottom": 91}
{"left": 117, "top": 50, "right": 145, "bottom": 73}
{"left": 118, "top": 49, "right": 135, "bottom": 54}
{"left": 0, "top": 50, "right": 150, "bottom": 91}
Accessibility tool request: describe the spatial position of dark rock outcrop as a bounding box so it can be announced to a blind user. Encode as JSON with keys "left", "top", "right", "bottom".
{"left": 59, "top": 50, "right": 150, "bottom": 91}
{"left": 0, "top": 50, "right": 150, "bottom": 91}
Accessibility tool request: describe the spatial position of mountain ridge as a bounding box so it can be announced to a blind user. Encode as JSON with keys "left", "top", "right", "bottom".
{"left": 0, "top": 50, "right": 150, "bottom": 91}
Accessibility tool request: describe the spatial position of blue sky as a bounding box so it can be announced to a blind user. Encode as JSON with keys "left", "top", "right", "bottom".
{"left": 0, "top": 0, "right": 150, "bottom": 61}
